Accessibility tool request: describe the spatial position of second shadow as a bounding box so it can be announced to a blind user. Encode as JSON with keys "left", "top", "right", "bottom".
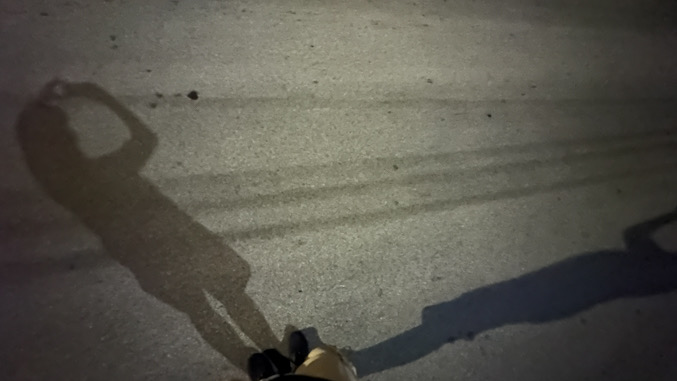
{"left": 352, "top": 208, "right": 677, "bottom": 376}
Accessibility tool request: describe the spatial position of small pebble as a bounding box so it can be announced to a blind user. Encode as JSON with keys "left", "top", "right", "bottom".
{"left": 187, "top": 91, "right": 199, "bottom": 100}
{"left": 393, "top": 164, "right": 399, "bottom": 170}
{"left": 110, "top": 35, "right": 116, "bottom": 41}
{"left": 149, "top": 102, "right": 157, "bottom": 109}
{"left": 427, "top": 78, "right": 433, "bottom": 84}
{"left": 155, "top": 92, "right": 163, "bottom": 98}
{"left": 487, "top": 113, "right": 492, "bottom": 118}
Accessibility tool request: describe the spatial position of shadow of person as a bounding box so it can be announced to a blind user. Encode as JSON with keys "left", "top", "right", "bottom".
{"left": 352, "top": 208, "right": 677, "bottom": 376}
{"left": 15, "top": 81, "right": 279, "bottom": 369}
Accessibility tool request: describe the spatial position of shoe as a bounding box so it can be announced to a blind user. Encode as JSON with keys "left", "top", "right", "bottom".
{"left": 263, "top": 348, "right": 292, "bottom": 375}
{"left": 247, "top": 353, "right": 275, "bottom": 381}
{"left": 288, "top": 330, "right": 310, "bottom": 367}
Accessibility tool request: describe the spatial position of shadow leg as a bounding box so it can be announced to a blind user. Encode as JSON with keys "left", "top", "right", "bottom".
{"left": 189, "top": 302, "right": 258, "bottom": 370}
{"left": 224, "top": 292, "right": 280, "bottom": 350}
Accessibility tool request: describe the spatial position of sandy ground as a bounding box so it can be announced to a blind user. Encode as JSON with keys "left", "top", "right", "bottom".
{"left": 2, "top": 1, "right": 677, "bottom": 380}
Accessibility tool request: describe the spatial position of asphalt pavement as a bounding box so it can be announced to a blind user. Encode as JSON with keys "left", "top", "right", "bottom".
{"left": 2, "top": 1, "right": 677, "bottom": 380}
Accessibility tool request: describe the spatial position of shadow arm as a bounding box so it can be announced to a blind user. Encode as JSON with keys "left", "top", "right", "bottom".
{"left": 66, "top": 82, "right": 157, "bottom": 169}
{"left": 622, "top": 208, "right": 677, "bottom": 252}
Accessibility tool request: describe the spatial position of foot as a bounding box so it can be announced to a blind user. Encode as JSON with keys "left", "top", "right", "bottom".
{"left": 247, "top": 353, "right": 275, "bottom": 381}
{"left": 263, "top": 348, "right": 292, "bottom": 375}
{"left": 288, "top": 330, "right": 310, "bottom": 367}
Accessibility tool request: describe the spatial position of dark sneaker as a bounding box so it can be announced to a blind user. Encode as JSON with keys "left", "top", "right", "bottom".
{"left": 247, "top": 353, "right": 276, "bottom": 381}
{"left": 288, "top": 330, "right": 310, "bottom": 367}
{"left": 263, "top": 348, "right": 292, "bottom": 375}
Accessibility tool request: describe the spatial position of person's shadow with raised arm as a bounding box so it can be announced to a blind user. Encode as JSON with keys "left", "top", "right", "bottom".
{"left": 352, "top": 207, "right": 677, "bottom": 376}
{"left": 16, "top": 81, "right": 279, "bottom": 369}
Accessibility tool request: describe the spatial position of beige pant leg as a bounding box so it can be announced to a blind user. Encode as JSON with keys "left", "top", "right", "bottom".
{"left": 294, "top": 346, "right": 358, "bottom": 381}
